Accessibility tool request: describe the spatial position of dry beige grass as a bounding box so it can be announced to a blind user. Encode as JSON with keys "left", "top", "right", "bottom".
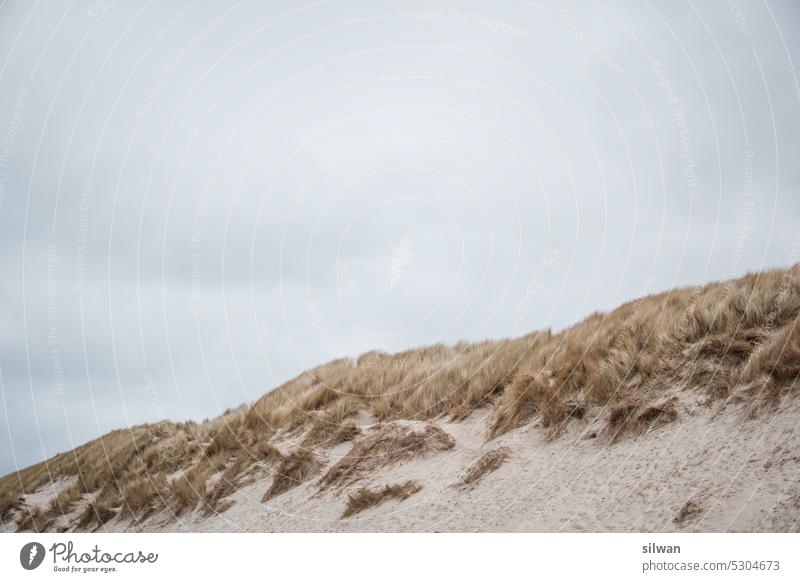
{"left": 0, "top": 493, "right": 23, "bottom": 521}
{"left": 2, "top": 264, "right": 799, "bottom": 530}
{"left": 120, "top": 474, "right": 168, "bottom": 517}
{"left": 319, "top": 424, "right": 455, "bottom": 490}
{"left": 459, "top": 447, "right": 511, "bottom": 487}
{"left": 169, "top": 468, "right": 208, "bottom": 515}
{"left": 606, "top": 398, "right": 678, "bottom": 441}
{"left": 15, "top": 505, "right": 52, "bottom": 532}
{"left": 76, "top": 500, "right": 117, "bottom": 531}
{"left": 301, "top": 405, "right": 362, "bottom": 448}
{"left": 244, "top": 336, "right": 539, "bottom": 432}
{"left": 491, "top": 266, "right": 800, "bottom": 437}
{"left": 254, "top": 441, "right": 284, "bottom": 464}
{"left": 674, "top": 500, "right": 703, "bottom": 524}
{"left": 261, "top": 449, "right": 321, "bottom": 502}
{"left": 47, "top": 483, "right": 83, "bottom": 517}
{"left": 342, "top": 481, "right": 422, "bottom": 518}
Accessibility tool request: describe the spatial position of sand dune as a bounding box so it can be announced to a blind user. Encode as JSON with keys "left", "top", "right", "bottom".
{"left": 2, "top": 264, "right": 799, "bottom": 532}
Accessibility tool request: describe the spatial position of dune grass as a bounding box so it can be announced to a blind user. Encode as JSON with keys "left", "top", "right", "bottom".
{"left": 342, "top": 481, "right": 422, "bottom": 518}
{"left": 458, "top": 447, "right": 511, "bottom": 488}
{"left": 319, "top": 424, "right": 455, "bottom": 491}
{"left": 261, "top": 449, "right": 321, "bottom": 502}
{"left": 2, "top": 264, "right": 799, "bottom": 530}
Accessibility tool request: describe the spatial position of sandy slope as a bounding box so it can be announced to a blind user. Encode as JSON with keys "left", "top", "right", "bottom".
{"left": 12, "top": 396, "right": 781, "bottom": 533}
{"left": 6, "top": 395, "right": 799, "bottom": 533}
{"left": 6, "top": 265, "right": 798, "bottom": 533}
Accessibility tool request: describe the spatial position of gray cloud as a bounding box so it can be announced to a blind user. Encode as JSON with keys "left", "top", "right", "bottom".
{"left": 1, "top": 0, "right": 799, "bottom": 475}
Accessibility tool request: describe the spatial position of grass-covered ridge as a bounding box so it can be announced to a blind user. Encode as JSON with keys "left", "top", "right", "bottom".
{"left": 2, "top": 264, "right": 799, "bottom": 531}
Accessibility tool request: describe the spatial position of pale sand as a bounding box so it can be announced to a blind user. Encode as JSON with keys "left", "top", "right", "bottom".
{"left": 7, "top": 397, "right": 800, "bottom": 532}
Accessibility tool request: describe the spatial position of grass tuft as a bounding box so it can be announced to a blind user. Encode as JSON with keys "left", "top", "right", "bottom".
{"left": 342, "top": 481, "right": 422, "bottom": 518}
{"left": 674, "top": 500, "right": 703, "bottom": 524}
{"left": 261, "top": 449, "right": 321, "bottom": 502}
{"left": 607, "top": 398, "right": 678, "bottom": 441}
{"left": 15, "top": 505, "right": 52, "bottom": 532}
{"left": 75, "top": 500, "right": 117, "bottom": 530}
{"left": 319, "top": 424, "right": 455, "bottom": 490}
{"left": 458, "top": 447, "right": 511, "bottom": 487}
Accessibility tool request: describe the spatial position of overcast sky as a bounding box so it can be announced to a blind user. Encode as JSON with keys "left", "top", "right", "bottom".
{"left": 1, "top": 0, "right": 799, "bottom": 476}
